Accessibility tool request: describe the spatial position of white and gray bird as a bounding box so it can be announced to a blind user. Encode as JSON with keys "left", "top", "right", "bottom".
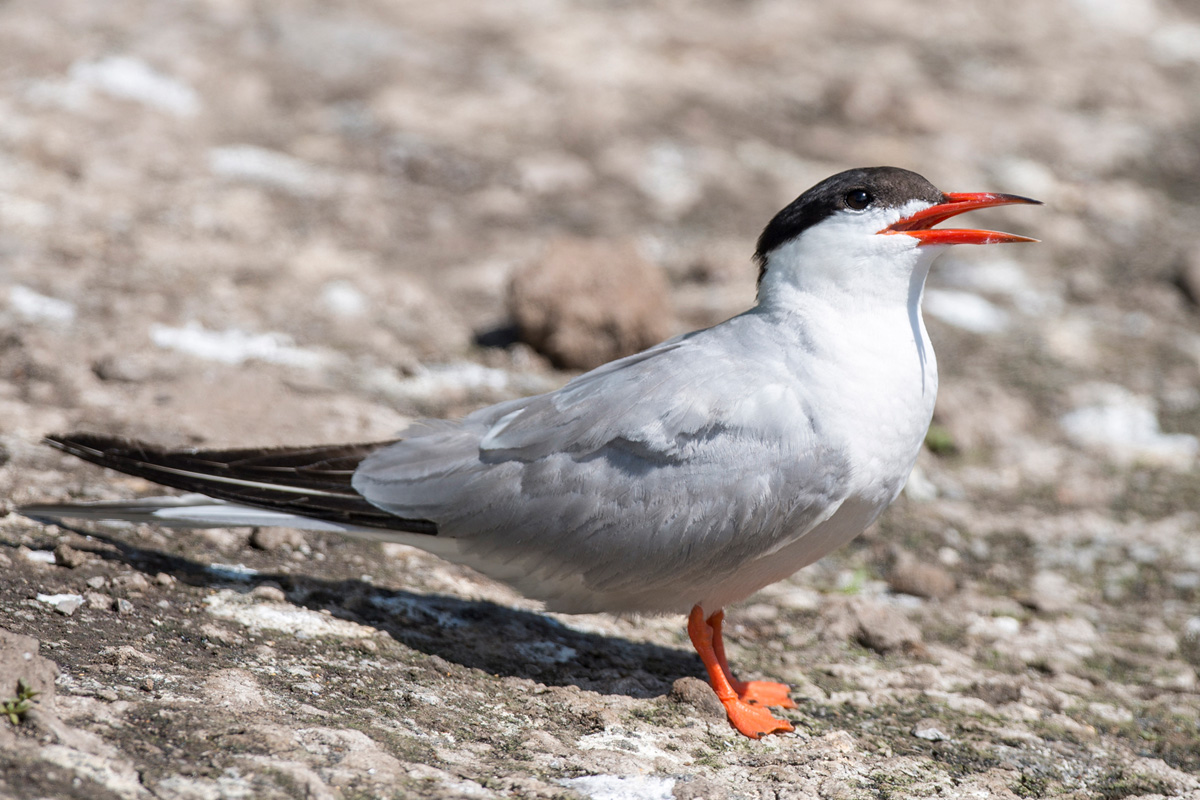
{"left": 21, "top": 166, "right": 1039, "bottom": 737}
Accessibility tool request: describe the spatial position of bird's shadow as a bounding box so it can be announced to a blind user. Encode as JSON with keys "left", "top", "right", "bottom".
{"left": 19, "top": 521, "right": 703, "bottom": 700}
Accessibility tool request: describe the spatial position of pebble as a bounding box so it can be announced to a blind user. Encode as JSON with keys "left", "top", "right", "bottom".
{"left": 508, "top": 237, "right": 675, "bottom": 370}
{"left": 320, "top": 279, "right": 368, "bottom": 318}
{"left": 669, "top": 676, "right": 725, "bottom": 719}
{"left": 23, "top": 549, "right": 57, "bottom": 565}
{"left": 249, "top": 584, "right": 287, "bottom": 603}
{"left": 85, "top": 592, "right": 111, "bottom": 610}
{"left": 1087, "top": 702, "right": 1134, "bottom": 725}
{"left": 56, "top": 597, "right": 82, "bottom": 616}
{"left": 37, "top": 593, "right": 84, "bottom": 616}
{"left": 856, "top": 606, "right": 923, "bottom": 653}
{"left": 967, "top": 615, "right": 1022, "bottom": 640}
{"left": 208, "top": 145, "right": 336, "bottom": 197}
{"left": 250, "top": 527, "right": 307, "bottom": 551}
{"left": 771, "top": 586, "right": 821, "bottom": 611}
{"left": 888, "top": 553, "right": 956, "bottom": 600}
{"left": 1024, "top": 571, "right": 1078, "bottom": 614}
{"left": 560, "top": 775, "right": 677, "bottom": 800}
{"left": 92, "top": 353, "right": 174, "bottom": 383}
{"left": 1059, "top": 383, "right": 1198, "bottom": 469}
{"left": 8, "top": 285, "right": 76, "bottom": 325}
{"left": 113, "top": 573, "right": 151, "bottom": 591}
{"left": 516, "top": 151, "right": 595, "bottom": 195}
{"left": 911, "top": 719, "right": 949, "bottom": 741}
{"left": 69, "top": 55, "right": 200, "bottom": 117}
{"left": 54, "top": 543, "right": 87, "bottom": 568}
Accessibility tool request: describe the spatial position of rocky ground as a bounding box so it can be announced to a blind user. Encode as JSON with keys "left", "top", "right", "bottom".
{"left": 2, "top": 0, "right": 1200, "bottom": 798}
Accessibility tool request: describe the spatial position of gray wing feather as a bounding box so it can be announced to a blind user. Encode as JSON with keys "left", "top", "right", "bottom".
{"left": 352, "top": 322, "right": 852, "bottom": 605}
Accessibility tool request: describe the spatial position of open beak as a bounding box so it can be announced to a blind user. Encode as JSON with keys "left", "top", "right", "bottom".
{"left": 880, "top": 192, "right": 1042, "bottom": 245}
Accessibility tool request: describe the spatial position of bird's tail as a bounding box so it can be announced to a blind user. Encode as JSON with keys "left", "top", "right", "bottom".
{"left": 20, "top": 433, "right": 438, "bottom": 535}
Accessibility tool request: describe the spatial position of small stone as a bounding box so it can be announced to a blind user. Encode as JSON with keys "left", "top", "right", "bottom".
{"left": 249, "top": 527, "right": 306, "bottom": 551}
{"left": 201, "top": 528, "right": 243, "bottom": 551}
{"left": 54, "top": 543, "right": 87, "bottom": 569}
{"left": 967, "top": 615, "right": 1022, "bottom": 640}
{"left": 103, "top": 645, "right": 155, "bottom": 666}
{"left": 888, "top": 552, "right": 956, "bottom": 599}
{"left": 1023, "top": 571, "right": 1078, "bottom": 614}
{"left": 86, "top": 576, "right": 107, "bottom": 589}
{"left": 1059, "top": 382, "right": 1198, "bottom": 469}
{"left": 91, "top": 353, "right": 174, "bottom": 383}
{"left": 55, "top": 597, "right": 81, "bottom": 616}
{"left": 773, "top": 586, "right": 821, "bottom": 611}
{"left": 113, "top": 573, "right": 150, "bottom": 592}
{"left": 140, "top": 678, "right": 155, "bottom": 692}
{"left": 37, "top": 593, "right": 84, "bottom": 616}
{"left": 1087, "top": 702, "right": 1133, "bottom": 725}
{"left": 852, "top": 602, "right": 924, "bottom": 654}
{"left": 85, "top": 592, "right": 111, "bottom": 610}
{"left": 911, "top": 719, "right": 949, "bottom": 741}
{"left": 22, "top": 549, "right": 56, "bottom": 565}
{"left": 669, "top": 676, "right": 725, "bottom": 719}
{"left": 199, "top": 623, "right": 244, "bottom": 647}
{"left": 249, "top": 584, "right": 287, "bottom": 603}
{"left": 508, "top": 237, "right": 675, "bottom": 370}
{"left": 154, "top": 573, "right": 175, "bottom": 587}
{"left": 115, "top": 598, "right": 135, "bottom": 615}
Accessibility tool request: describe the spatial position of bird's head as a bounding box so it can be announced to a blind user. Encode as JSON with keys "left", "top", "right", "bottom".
{"left": 754, "top": 166, "right": 1040, "bottom": 307}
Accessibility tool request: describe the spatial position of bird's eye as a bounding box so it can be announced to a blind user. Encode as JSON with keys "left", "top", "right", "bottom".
{"left": 844, "top": 189, "right": 872, "bottom": 210}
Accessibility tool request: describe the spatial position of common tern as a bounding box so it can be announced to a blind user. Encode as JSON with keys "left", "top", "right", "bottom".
{"left": 22, "top": 166, "right": 1039, "bottom": 738}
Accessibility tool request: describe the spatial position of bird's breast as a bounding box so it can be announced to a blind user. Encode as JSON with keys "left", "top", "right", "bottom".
{"left": 787, "top": 304, "right": 938, "bottom": 503}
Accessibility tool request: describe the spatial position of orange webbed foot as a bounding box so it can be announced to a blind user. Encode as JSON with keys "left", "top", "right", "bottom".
{"left": 722, "top": 697, "right": 795, "bottom": 738}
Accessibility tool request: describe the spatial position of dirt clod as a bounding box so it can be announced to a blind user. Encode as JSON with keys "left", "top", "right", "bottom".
{"left": 670, "top": 676, "right": 725, "bottom": 719}
{"left": 509, "top": 238, "right": 676, "bottom": 370}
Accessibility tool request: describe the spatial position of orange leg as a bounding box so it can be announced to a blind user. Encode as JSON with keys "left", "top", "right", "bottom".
{"left": 708, "top": 610, "right": 797, "bottom": 709}
{"left": 687, "top": 605, "right": 794, "bottom": 738}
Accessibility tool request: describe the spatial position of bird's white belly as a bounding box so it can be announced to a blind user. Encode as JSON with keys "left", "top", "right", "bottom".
{"left": 691, "top": 492, "right": 896, "bottom": 612}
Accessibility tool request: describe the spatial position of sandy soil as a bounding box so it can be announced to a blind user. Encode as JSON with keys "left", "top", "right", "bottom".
{"left": 2, "top": 0, "right": 1200, "bottom": 798}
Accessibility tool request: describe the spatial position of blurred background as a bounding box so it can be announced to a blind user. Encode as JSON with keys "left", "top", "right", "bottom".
{"left": 2, "top": 0, "right": 1200, "bottom": 796}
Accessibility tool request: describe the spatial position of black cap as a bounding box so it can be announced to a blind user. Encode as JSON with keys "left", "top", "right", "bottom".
{"left": 755, "top": 167, "right": 947, "bottom": 285}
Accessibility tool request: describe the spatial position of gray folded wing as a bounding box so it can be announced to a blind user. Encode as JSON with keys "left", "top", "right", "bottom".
{"left": 352, "top": 322, "right": 853, "bottom": 609}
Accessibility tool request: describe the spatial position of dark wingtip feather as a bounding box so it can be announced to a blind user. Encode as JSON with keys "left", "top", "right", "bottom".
{"left": 40, "top": 432, "right": 437, "bottom": 535}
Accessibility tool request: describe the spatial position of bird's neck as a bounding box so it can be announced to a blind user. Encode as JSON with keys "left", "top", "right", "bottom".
{"left": 755, "top": 239, "right": 939, "bottom": 316}
{"left": 751, "top": 247, "right": 939, "bottom": 413}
